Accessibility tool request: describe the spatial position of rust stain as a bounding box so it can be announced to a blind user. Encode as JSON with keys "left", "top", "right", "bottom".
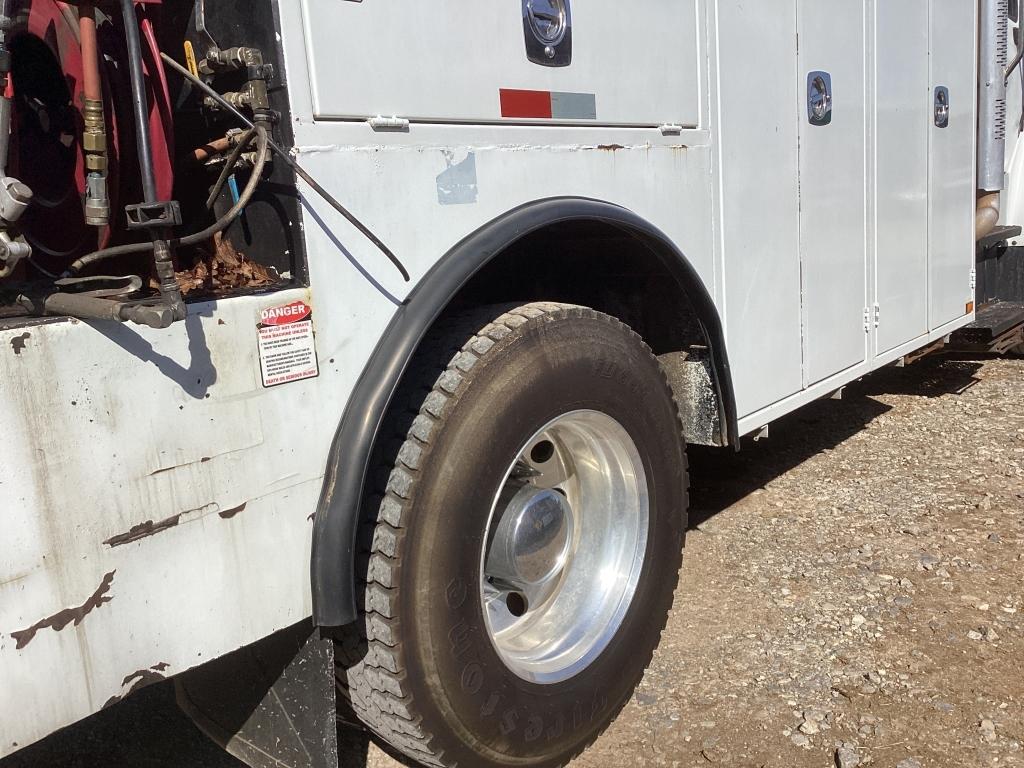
{"left": 148, "top": 457, "right": 211, "bottom": 476}
{"left": 596, "top": 143, "right": 625, "bottom": 152}
{"left": 10, "top": 333, "right": 30, "bottom": 355}
{"left": 103, "top": 514, "right": 183, "bottom": 547}
{"left": 218, "top": 502, "right": 247, "bottom": 520}
{"left": 148, "top": 449, "right": 243, "bottom": 477}
{"left": 102, "top": 664, "right": 169, "bottom": 709}
{"left": 11, "top": 571, "right": 116, "bottom": 649}
{"left": 103, "top": 502, "right": 220, "bottom": 546}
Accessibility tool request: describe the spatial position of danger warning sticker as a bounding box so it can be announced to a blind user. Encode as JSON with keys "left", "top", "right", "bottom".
{"left": 257, "top": 300, "right": 319, "bottom": 388}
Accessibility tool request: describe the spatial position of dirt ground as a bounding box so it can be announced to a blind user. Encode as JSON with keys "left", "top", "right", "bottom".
{"left": 5, "top": 354, "right": 1022, "bottom": 768}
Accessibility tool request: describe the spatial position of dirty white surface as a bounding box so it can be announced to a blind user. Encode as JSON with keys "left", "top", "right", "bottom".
{"left": 4, "top": 354, "right": 1021, "bottom": 768}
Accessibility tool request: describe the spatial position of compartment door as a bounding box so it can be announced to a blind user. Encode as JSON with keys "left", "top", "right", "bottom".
{"left": 300, "top": 0, "right": 702, "bottom": 127}
{"left": 928, "top": 0, "right": 977, "bottom": 330}
{"left": 875, "top": 0, "right": 931, "bottom": 355}
{"left": 717, "top": 0, "right": 804, "bottom": 417}
{"left": 797, "top": 0, "right": 869, "bottom": 385}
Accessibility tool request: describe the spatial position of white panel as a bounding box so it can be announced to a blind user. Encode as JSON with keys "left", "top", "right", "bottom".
{"left": 300, "top": 0, "right": 701, "bottom": 127}
{"left": 717, "top": 0, "right": 803, "bottom": 417}
{"left": 875, "top": 0, "right": 930, "bottom": 354}
{"left": 798, "top": 0, "right": 869, "bottom": 385}
{"left": 929, "top": 0, "right": 977, "bottom": 328}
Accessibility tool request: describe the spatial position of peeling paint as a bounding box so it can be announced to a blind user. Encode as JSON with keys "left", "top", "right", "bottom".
{"left": 218, "top": 502, "right": 247, "bottom": 520}
{"left": 596, "top": 143, "right": 626, "bottom": 152}
{"left": 102, "top": 663, "right": 169, "bottom": 709}
{"left": 103, "top": 502, "right": 219, "bottom": 548}
{"left": 103, "top": 514, "right": 183, "bottom": 548}
{"left": 147, "top": 445, "right": 255, "bottom": 477}
{"left": 10, "top": 333, "right": 30, "bottom": 356}
{"left": 148, "top": 456, "right": 212, "bottom": 475}
{"left": 10, "top": 571, "right": 116, "bottom": 649}
{"left": 436, "top": 150, "right": 478, "bottom": 206}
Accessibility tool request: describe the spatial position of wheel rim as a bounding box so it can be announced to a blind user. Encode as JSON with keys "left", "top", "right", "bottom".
{"left": 479, "top": 410, "right": 649, "bottom": 684}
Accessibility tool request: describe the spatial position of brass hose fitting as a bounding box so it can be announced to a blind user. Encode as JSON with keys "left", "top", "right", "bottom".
{"left": 82, "top": 97, "right": 110, "bottom": 226}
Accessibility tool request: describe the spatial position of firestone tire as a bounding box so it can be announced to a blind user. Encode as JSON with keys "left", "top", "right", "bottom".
{"left": 336, "top": 302, "right": 689, "bottom": 768}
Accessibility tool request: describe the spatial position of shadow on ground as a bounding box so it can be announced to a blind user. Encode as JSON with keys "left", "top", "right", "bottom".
{"left": 688, "top": 355, "right": 983, "bottom": 527}
{"left": 0, "top": 356, "right": 987, "bottom": 768}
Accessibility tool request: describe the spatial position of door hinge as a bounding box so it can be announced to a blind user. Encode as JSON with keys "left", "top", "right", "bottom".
{"left": 874, "top": 303, "right": 880, "bottom": 328}
{"left": 863, "top": 307, "right": 871, "bottom": 332}
{"left": 367, "top": 115, "right": 410, "bottom": 131}
{"left": 970, "top": 267, "right": 977, "bottom": 290}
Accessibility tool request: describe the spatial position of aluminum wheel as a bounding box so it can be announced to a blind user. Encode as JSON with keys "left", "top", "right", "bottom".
{"left": 480, "top": 409, "right": 649, "bottom": 684}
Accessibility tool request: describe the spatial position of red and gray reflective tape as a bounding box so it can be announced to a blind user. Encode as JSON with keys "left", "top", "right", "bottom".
{"left": 499, "top": 89, "right": 597, "bottom": 120}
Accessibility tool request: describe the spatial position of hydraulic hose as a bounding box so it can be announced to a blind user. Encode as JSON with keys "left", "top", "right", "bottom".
{"left": 79, "top": 4, "right": 102, "bottom": 102}
{"left": 119, "top": 0, "right": 183, "bottom": 321}
{"left": 68, "top": 125, "right": 270, "bottom": 274}
{"left": 69, "top": 51, "right": 411, "bottom": 284}
{"left": 206, "top": 125, "right": 258, "bottom": 209}
{"left": 121, "top": 0, "right": 158, "bottom": 203}
{"left": 159, "top": 51, "right": 410, "bottom": 282}
{"left": 181, "top": 124, "right": 269, "bottom": 247}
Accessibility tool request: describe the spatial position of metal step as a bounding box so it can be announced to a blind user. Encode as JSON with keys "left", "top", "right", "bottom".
{"left": 950, "top": 300, "right": 1024, "bottom": 351}
{"left": 977, "top": 224, "right": 1023, "bottom": 251}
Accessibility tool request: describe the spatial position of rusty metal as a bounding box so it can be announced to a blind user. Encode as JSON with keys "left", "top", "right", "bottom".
{"left": 101, "top": 663, "right": 170, "bottom": 709}
{"left": 103, "top": 514, "right": 185, "bottom": 548}
{"left": 10, "top": 571, "right": 116, "bottom": 649}
{"left": 218, "top": 503, "right": 247, "bottom": 519}
{"left": 9, "top": 330, "right": 27, "bottom": 354}
{"left": 903, "top": 338, "right": 947, "bottom": 365}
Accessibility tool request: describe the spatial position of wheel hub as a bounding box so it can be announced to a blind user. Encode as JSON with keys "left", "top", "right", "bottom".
{"left": 487, "top": 486, "right": 573, "bottom": 587}
{"left": 480, "top": 410, "right": 649, "bottom": 684}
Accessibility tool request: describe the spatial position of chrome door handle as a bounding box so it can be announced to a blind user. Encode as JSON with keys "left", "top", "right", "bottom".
{"left": 934, "top": 86, "right": 950, "bottom": 128}
{"left": 807, "top": 71, "right": 833, "bottom": 126}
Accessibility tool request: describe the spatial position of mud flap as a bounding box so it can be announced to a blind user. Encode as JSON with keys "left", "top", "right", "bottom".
{"left": 175, "top": 619, "right": 339, "bottom": 768}
{"left": 658, "top": 348, "right": 723, "bottom": 447}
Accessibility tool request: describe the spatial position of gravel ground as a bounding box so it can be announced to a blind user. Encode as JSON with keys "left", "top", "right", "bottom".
{"left": 5, "top": 354, "right": 1022, "bottom": 768}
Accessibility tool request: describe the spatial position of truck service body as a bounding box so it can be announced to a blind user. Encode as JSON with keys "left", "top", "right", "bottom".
{"left": 1, "top": 2, "right": 1021, "bottom": 766}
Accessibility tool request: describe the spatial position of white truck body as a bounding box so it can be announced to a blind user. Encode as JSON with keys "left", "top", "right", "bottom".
{"left": 0, "top": 0, "right": 997, "bottom": 756}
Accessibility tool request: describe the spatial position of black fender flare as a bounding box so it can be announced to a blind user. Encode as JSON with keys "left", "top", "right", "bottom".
{"left": 311, "top": 196, "right": 737, "bottom": 627}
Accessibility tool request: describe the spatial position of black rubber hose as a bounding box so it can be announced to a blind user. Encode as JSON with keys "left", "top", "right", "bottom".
{"left": 66, "top": 241, "right": 152, "bottom": 273}
{"left": 159, "top": 51, "right": 410, "bottom": 282}
{"left": 206, "top": 126, "right": 258, "bottom": 209}
{"left": 180, "top": 124, "right": 269, "bottom": 247}
{"left": 120, "top": 0, "right": 158, "bottom": 203}
{"left": 68, "top": 126, "right": 270, "bottom": 274}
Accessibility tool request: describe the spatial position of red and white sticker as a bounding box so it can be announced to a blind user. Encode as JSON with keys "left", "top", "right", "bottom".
{"left": 257, "top": 300, "right": 319, "bottom": 388}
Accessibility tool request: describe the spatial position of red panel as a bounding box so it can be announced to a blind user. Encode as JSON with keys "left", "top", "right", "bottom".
{"left": 499, "top": 89, "right": 553, "bottom": 119}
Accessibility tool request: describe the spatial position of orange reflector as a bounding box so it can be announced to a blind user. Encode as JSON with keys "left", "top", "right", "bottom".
{"left": 966, "top": 301, "right": 975, "bottom": 314}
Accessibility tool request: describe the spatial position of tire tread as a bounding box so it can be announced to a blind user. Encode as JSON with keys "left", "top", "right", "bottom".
{"left": 336, "top": 302, "right": 688, "bottom": 768}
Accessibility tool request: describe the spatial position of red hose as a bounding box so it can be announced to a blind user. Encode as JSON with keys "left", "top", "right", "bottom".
{"left": 79, "top": 2, "right": 102, "bottom": 102}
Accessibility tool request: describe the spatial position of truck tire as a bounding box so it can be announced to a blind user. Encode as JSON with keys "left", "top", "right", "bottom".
{"left": 336, "top": 302, "right": 689, "bottom": 768}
